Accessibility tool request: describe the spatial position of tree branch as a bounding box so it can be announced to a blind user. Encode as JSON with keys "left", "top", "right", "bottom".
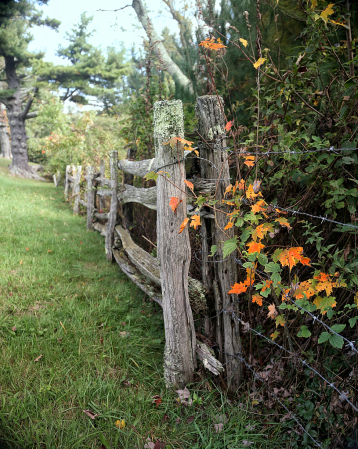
{"left": 132, "top": 0, "right": 194, "bottom": 95}
{"left": 25, "top": 111, "right": 39, "bottom": 120}
{"left": 19, "top": 86, "right": 38, "bottom": 121}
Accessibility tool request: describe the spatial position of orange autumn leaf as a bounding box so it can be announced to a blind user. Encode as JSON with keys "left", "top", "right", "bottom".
{"left": 281, "top": 288, "right": 291, "bottom": 302}
{"left": 224, "top": 221, "right": 234, "bottom": 230}
{"left": 294, "top": 280, "right": 315, "bottom": 300}
{"left": 190, "top": 214, "right": 201, "bottom": 230}
{"left": 169, "top": 197, "right": 182, "bottom": 213}
{"left": 179, "top": 218, "right": 189, "bottom": 234}
{"left": 261, "top": 280, "right": 273, "bottom": 293}
{"left": 26, "top": 247, "right": 29, "bottom": 251}
{"left": 246, "top": 184, "right": 261, "bottom": 199}
{"left": 267, "top": 303, "right": 277, "bottom": 319}
{"left": 278, "top": 247, "right": 310, "bottom": 271}
{"left": 224, "top": 184, "right": 233, "bottom": 197}
{"left": 238, "top": 179, "right": 245, "bottom": 190}
{"left": 199, "top": 37, "right": 226, "bottom": 50}
{"left": 251, "top": 200, "right": 266, "bottom": 214}
{"left": 275, "top": 217, "right": 291, "bottom": 229}
{"left": 184, "top": 179, "right": 194, "bottom": 190}
{"left": 254, "top": 223, "right": 272, "bottom": 240}
{"left": 225, "top": 120, "right": 234, "bottom": 131}
{"left": 275, "top": 314, "right": 285, "bottom": 327}
{"left": 244, "top": 156, "right": 255, "bottom": 167}
{"left": 228, "top": 282, "right": 248, "bottom": 295}
{"left": 252, "top": 295, "right": 263, "bottom": 306}
{"left": 246, "top": 241, "right": 265, "bottom": 254}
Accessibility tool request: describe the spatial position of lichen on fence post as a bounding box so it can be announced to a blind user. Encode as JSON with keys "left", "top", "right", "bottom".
{"left": 73, "top": 165, "right": 82, "bottom": 215}
{"left": 195, "top": 95, "right": 242, "bottom": 391}
{"left": 86, "top": 166, "right": 95, "bottom": 230}
{"left": 154, "top": 99, "right": 196, "bottom": 387}
{"left": 105, "top": 151, "right": 118, "bottom": 261}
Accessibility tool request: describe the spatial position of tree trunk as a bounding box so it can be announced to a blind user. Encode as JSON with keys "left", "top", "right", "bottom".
{"left": 5, "top": 56, "right": 41, "bottom": 179}
{"left": 196, "top": 95, "right": 242, "bottom": 391}
{"left": 132, "top": 0, "right": 194, "bottom": 96}
{"left": 0, "top": 103, "right": 11, "bottom": 159}
{"left": 154, "top": 99, "right": 196, "bottom": 387}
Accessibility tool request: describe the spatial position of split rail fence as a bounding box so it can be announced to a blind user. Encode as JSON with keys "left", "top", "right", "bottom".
{"left": 60, "top": 96, "right": 358, "bottom": 448}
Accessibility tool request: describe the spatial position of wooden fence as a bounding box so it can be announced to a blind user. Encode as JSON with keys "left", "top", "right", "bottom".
{"left": 61, "top": 96, "right": 241, "bottom": 389}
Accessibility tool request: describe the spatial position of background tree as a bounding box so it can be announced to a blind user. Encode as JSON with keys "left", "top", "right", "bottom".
{"left": 34, "top": 13, "right": 131, "bottom": 111}
{"left": 0, "top": 0, "right": 60, "bottom": 178}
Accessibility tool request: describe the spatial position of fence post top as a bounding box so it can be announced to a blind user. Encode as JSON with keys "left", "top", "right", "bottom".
{"left": 153, "top": 100, "right": 184, "bottom": 141}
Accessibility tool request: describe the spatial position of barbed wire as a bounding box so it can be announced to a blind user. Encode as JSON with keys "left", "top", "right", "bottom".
{"left": 223, "top": 350, "right": 326, "bottom": 449}
{"left": 229, "top": 311, "right": 358, "bottom": 412}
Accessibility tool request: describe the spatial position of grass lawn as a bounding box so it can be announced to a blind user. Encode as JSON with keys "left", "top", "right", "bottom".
{"left": 0, "top": 158, "right": 286, "bottom": 448}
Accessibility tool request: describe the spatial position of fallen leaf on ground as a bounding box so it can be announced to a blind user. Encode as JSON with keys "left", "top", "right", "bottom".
{"left": 152, "top": 395, "right": 162, "bottom": 407}
{"left": 115, "top": 419, "right": 125, "bottom": 429}
{"left": 11, "top": 326, "right": 17, "bottom": 332}
{"left": 34, "top": 354, "right": 43, "bottom": 362}
{"left": 83, "top": 409, "right": 99, "bottom": 419}
{"left": 187, "top": 416, "right": 195, "bottom": 424}
{"left": 214, "top": 423, "right": 224, "bottom": 433}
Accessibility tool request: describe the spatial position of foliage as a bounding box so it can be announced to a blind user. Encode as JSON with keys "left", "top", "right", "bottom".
{"left": 27, "top": 93, "right": 126, "bottom": 174}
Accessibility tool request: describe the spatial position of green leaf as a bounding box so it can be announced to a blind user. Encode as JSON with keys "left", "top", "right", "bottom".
{"left": 349, "top": 317, "right": 358, "bottom": 328}
{"left": 240, "top": 229, "right": 251, "bottom": 243}
{"left": 210, "top": 245, "right": 217, "bottom": 257}
{"left": 264, "top": 262, "right": 281, "bottom": 273}
{"left": 330, "top": 324, "right": 346, "bottom": 333}
{"left": 144, "top": 171, "right": 158, "bottom": 181}
{"left": 329, "top": 334, "right": 344, "bottom": 349}
{"left": 258, "top": 253, "right": 268, "bottom": 266}
{"left": 297, "top": 325, "right": 311, "bottom": 338}
{"left": 318, "top": 332, "right": 330, "bottom": 344}
{"left": 223, "top": 238, "right": 238, "bottom": 259}
{"left": 271, "top": 272, "right": 281, "bottom": 285}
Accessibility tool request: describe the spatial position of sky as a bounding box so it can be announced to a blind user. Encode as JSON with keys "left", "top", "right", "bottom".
{"left": 28, "top": 0, "right": 183, "bottom": 65}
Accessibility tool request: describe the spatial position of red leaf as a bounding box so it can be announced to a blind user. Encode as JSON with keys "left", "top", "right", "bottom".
{"left": 225, "top": 120, "right": 234, "bottom": 132}
{"left": 154, "top": 442, "right": 166, "bottom": 449}
{"left": 152, "top": 395, "right": 162, "bottom": 407}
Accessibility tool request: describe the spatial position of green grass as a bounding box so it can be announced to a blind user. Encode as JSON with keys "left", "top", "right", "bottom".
{"left": 0, "top": 158, "right": 286, "bottom": 448}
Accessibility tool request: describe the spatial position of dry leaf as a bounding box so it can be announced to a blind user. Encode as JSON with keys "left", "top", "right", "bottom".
{"left": 83, "top": 409, "right": 99, "bottom": 419}
{"left": 11, "top": 326, "right": 17, "bottom": 332}
{"left": 34, "top": 354, "right": 43, "bottom": 362}
{"left": 152, "top": 395, "right": 162, "bottom": 407}
{"left": 214, "top": 423, "right": 224, "bottom": 433}
{"left": 267, "top": 304, "right": 277, "bottom": 319}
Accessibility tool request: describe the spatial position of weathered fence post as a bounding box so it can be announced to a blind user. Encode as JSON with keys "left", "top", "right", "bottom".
{"left": 98, "top": 160, "right": 105, "bottom": 212}
{"left": 64, "top": 165, "right": 71, "bottom": 201}
{"left": 53, "top": 171, "right": 61, "bottom": 187}
{"left": 73, "top": 165, "right": 82, "bottom": 215}
{"left": 86, "top": 166, "right": 95, "bottom": 230}
{"left": 105, "top": 151, "right": 118, "bottom": 261}
{"left": 196, "top": 95, "right": 242, "bottom": 391}
{"left": 154, "top": 100, "right": 196, "bottom": 387}
{"left": 123, "top": 147, "right": 135, "bottom": 229}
